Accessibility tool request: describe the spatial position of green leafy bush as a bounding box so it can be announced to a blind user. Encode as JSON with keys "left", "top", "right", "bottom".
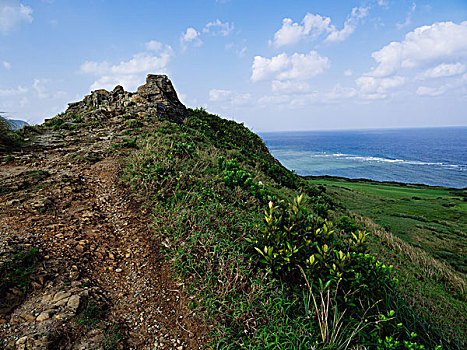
{"left": 247, "top": 195, "right": 439, "bottom": 349}
{"left": 218, "top": 156, "right": 268, "bottom": 201}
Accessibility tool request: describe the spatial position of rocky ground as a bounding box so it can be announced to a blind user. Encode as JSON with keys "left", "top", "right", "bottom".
{"left": 0, "top": 89, "right": 208, "bottom": 349}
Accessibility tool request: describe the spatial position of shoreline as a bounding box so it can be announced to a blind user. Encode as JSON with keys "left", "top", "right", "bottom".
{"left": 303, "top": 174, "right": 467, "bottom": 191}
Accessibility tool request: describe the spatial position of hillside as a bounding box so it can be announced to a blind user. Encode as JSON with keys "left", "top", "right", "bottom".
{"left": 7, "top": 120, "right": 29, "bottom": 131}
{"left": 0, "top": 75, "right": 465, "bottom": 349}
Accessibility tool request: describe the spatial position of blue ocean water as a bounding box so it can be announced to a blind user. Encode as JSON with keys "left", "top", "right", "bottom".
{"left": 259, "top": 127, "right": 467, "bottom": 189}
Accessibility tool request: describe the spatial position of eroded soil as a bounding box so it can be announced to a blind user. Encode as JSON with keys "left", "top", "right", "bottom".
{"left": 0, "top": 123, "right": 207, "bottom": 349}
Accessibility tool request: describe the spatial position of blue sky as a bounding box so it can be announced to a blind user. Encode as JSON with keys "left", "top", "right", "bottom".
{"left": 0, "top": 0, "right": 466, "bottom": 131}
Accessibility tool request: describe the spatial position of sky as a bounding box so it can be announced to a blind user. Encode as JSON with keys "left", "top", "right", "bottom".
{"left": 0, "top": 0, "right": 466, "bottom": 132}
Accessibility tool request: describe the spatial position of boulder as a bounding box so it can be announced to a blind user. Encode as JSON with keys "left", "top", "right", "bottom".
{"left": 64, "top": 74, "right": 188, "bottom": 124}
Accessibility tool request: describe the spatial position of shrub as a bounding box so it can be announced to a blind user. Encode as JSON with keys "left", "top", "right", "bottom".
{"left": 218, "top": 156, "right": 268, "bottom": 201}
{"left": 247, "top": 195, "right": 439, "bottom": 349}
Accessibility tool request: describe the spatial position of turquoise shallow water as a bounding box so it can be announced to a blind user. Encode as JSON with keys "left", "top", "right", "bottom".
{"left": 259, "top": 127, "right": 467, "bottom": 189}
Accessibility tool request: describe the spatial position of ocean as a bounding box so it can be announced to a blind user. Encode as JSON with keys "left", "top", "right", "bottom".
{"left": 259, "top": 127, "right": 467, "bottom": 189}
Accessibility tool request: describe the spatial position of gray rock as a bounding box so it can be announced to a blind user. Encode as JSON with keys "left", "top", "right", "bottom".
{"left": 66, "top": 295, "right": 80, "bottom": 312}
{"left": 53, "top": 291, "right": 71, "bottom": 302}
{"left": 65, "top": 74, "right": 188, "bottom": 125}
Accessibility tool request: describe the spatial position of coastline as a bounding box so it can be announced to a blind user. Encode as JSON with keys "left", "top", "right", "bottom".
{"left": 303, "top": 174, "right": 467, "bottom": 191}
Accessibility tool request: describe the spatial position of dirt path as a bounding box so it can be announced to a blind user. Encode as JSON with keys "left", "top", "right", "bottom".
{"left": 0, "top": 132, "right": 207, "bottom": 349}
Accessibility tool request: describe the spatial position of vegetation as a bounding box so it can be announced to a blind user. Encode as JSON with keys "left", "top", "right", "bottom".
{"left": 120, "top": 108, "right": 464, "bottom": 349}
{"left": 307, "top": 176, "right": 466, "bottom": 345}
{"left": 0, "top": 115, "right": 22, "bottom": 151}
{"left": 0, "top": 246, "right": 39, "bottom": 293}
{"left": 306, "top": 176, "right": 466, "bottom": 273}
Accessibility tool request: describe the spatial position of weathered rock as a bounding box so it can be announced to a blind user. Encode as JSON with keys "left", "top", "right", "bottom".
{"left": 53, "top": 291, "right": 71, "bottom": 302}
{"left": 66, "top": 295, "right": 80, "bottom": 312}
{"left": 64, "top": 74, "right": 188, "bottom": 125}
{"left": 20, "top": 313, "right": 36, "bottom": 322}
{"left": 36, "top": 311, "right": 50, "bottom": 322}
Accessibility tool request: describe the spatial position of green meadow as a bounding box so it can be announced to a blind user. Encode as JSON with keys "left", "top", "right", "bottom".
{"left": 306, "top": 176, "right": 466, "bottom": 274}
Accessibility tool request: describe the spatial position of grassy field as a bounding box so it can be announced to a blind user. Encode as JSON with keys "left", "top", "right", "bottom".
{"left": 306, "top": 176, "right": 466, "bottom": 274}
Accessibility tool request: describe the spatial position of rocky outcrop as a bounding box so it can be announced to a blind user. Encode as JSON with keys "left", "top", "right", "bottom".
{"left": 64, "top": 74, "right": 188, "bottom": 124}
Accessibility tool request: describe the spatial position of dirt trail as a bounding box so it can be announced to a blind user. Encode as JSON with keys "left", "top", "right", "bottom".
{"left": 0, "top": 128, "right": 207, "bottom": 349}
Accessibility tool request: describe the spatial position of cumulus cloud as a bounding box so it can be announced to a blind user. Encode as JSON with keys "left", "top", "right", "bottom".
{"left": 271, "top": 7, "right": 368, "bottom": 47}
{"left": 81, "top": 44, "right": 173, "bottom": 91}
{"left": 356, "top": 75, "right": 406, "bottom": 99}
{"left": 0, "top": 0, "right": 33, "bottom": 34}
{"left": 203, "top": 19, "right": 234, "bottom": 36}
{"left": 180, "top": 27, "right": 202, "bottom": 50}
{"left": 2, "top": 61, "right": 11, "bottom": 70}
{"left": 369, "top": 21, "right": 467, "bottom": 77}
{"left": 181, "top": 20, "right": 234, "bottom": 50}
{"left": 417, "top": 73, "right": 467, "bottom": 97}
{"left": 145, "top": 40, "right": 163, "bottom": 52}
{"left": 324, "top": 7, "right": 369, "bottom": 43}
{"left": 419, "top": 62, "right": 465, "bottom": 79}
{"left": 251, "top": 51, "right": 330, "bottom": 82}
{"left": 323, "top": 84, "right": 357, "bottom": 101}
{"left": 270, "top": 13, "right": 333, "bottom": 47}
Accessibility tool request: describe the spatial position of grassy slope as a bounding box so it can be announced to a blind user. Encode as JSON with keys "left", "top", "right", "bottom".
{"left": 118, "top": 109, "right": 465, "bottom": 349}
{"left": 306, "top": 177, "right": 466, "bottom": 273}
{"left": 307, "top": 176, "right": 466, "bottom": 343}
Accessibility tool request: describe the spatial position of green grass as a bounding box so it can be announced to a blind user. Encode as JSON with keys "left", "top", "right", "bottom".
{"left": 307, "top": 176, "right": 466, "bottom": 345}
{"left": 0, "top": 246, "right": 39, "bottom": 293}
{"left": 116, "top": 108, "right": 463, "bottom": 349}
{"left": 306, "top": 176, "right": 466, "bottom": 274}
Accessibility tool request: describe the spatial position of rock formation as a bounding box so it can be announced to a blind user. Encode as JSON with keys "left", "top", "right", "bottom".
{"left": 64, "top": 74, "right": 188, "bottom": 124}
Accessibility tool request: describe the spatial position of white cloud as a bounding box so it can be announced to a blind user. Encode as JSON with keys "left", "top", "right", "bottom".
{"left": 344, "top": 69, "right": 353, "bottom": 77}
{"left": 419, "top": 62, "right": 465, "bottom": 79}
{"left": 416, "top": 86, "right": 447, "bottom": 96}
{"left": 271, "top": 7, "right": 369, "bottom": 47}
{"left": 81, "top": 45, "right": 173, "bottom": 91}
{"left": 251, "top": 51, "right": 330, "bottom": 82}
{"left": 271, "top": 80, "right": 311, "bottom": 93}
{"left": 182, "top": 27, "right": 200, "bottom": 42}
{"left": 0, "top": 0, "right": 33, "bottom": 34}
{"left": 203, "top": 19, "right": 234, "bottom": 36}
{"left": 145, "top": 40, "right": 162, "bottom": 52}
{"left": 369, "top": 21, "right": 467, "bottom": 77}
{"left": 324, "top": 7, "right": 369, "bottom": 43}
{"left": 416, "top": 73, "right": 467, "bottom": 97}
{"left": 209, "top": 89, "right": 251, "bottom": 107}
{"left": 270, "top": 13, "right": 332, "bottom": 47}
{"left": 0, "top": 86, "right": 27, "bottom": 97}
{"left": 2, "top": 61, "right": 11, "bottom": 70}
{"left": 356, "top": 75, "right": 406, "bottom": 98}
{"left": 180, "top": 27, "right": 202, "bottom": 49}
{"left": 323, "top": 84, "right": 357, "bottom": 101}
{"left": 397, "top": 2, "right": 416, "bottom": 29}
